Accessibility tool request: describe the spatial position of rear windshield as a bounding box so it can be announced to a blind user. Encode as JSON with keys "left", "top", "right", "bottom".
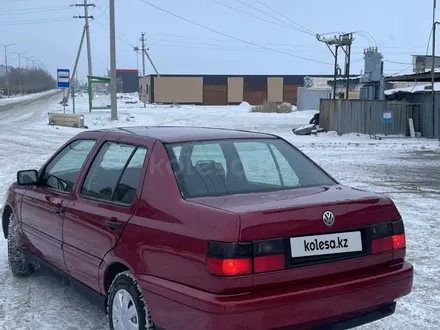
{"left": 165, "top": 138, "right": 336, "bottom": 198}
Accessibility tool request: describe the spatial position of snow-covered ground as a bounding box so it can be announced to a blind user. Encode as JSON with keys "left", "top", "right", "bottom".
{"left": 0, "top": 90, "right": 58, "bottom": 106}
{"left": 0, "top": 92, "right": 439, "bottom": 329}
{"left": 53, "top": 92, "right": 317, "bottom": 133}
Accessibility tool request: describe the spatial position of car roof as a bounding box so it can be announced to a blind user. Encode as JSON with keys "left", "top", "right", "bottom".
{"left": 88, "top": 126, "right": 276, "bottom": 143}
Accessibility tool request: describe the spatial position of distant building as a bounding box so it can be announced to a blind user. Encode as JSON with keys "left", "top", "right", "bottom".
{"left": 113, "top": 69, "right": 139, "bottom": 93}
{"left": 138, "top": 74, "right": 341, "bottom": 105}
{"left": 326, "top": 76, "right": 363, "bottom": 99}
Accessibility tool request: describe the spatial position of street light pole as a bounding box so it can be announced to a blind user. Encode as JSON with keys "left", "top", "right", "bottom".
{"left": 24, "top": 56, "right": 34, "bottom": 94}
{"left": 12, "top": 51, "right": 26, "bottom": 95}
{"left": 109, "top": 0, "right": 118, "bottom": 120}
{"left": 1, "top": 43, "right": 16, "bottom": 97}
{"left": 25, "top": 56, "right": 34, "bottom": 70}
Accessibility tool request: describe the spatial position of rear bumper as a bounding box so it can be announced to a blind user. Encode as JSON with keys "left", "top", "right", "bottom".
{"left": 137, "top": 261, "right": 413, "bottom": 330}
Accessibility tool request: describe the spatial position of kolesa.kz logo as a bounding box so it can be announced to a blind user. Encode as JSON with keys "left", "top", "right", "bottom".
{"left": 304, "top": 236, "right": 349, "bottom": 251}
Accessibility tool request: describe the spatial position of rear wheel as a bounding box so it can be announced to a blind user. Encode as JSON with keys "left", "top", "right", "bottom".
{"left": 108, "top": 271, "right": 156, "bottom": 330}
{"left": 7, "top": 213, "right": 32, "bottom": 276}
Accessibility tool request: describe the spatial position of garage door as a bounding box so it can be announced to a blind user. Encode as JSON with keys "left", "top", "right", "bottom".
{"left": 283, "top": 85, "right": 299, "bottom": 104}
{"left": 243, "top": 90, "right": 267, "bottom": 105}
{"left": 203, "top": 85, "right": 227, "bottom": 105}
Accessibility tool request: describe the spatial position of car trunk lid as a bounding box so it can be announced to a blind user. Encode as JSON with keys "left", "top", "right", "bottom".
{"left": 192, "top": 185, "right": 402, "bottom": 287}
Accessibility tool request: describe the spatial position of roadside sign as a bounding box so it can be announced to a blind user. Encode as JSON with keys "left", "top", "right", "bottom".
{"left": 382, "top": 110, "right": 393, "bottom": 124}
{"left": 57, "top": 69, "right": 70, "bottom": 88}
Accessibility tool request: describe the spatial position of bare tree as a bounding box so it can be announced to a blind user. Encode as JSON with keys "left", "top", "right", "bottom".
{"left": 0, "top": 66, "right": 56, "bottom": 97}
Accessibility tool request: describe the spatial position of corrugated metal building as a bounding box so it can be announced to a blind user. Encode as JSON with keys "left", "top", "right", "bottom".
{"left": 139, "top": 74, "right": 336, "bottom": 105}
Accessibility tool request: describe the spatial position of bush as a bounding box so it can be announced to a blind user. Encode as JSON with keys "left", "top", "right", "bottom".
{"left": 278, "top": 102, "right": 293, "bottom": 113}
{"left": 251, "top": 101, "right": 293, "bottom": 113}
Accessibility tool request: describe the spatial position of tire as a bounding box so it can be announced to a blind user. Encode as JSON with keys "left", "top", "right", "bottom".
{"left": 108, "top": 271, "right": 156, "bottom": 330}
{"left": 7, "top": 213, "right": 32, "bottom": 277}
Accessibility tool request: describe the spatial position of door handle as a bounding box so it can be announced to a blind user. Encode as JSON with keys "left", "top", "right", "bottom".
{"left": 105, "top": 219, "right": 121, "bottom": 229}
{"left": 52, "top": 206, "right": 65, "bottom": 214}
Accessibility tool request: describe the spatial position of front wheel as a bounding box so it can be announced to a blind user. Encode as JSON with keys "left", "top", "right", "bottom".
{"left": 107, "top": 271, "right": 156, "bottom": 330}
{"left": 7, "top": 213, "right": 32, "bottom": 277}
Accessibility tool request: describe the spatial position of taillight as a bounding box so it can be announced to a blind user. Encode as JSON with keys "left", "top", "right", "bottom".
{"left": 206, "top": 239, "right": 286, "bottom": 276}
{"left": 207, "top": 241, "right": 253, "bottom": 276}
{"left": 371, "top": 220, "right": 406, "bottom": 260}
{"left": 207, "top": 258, "right": 252, "bottom": 276}
{"left": 392, "top": 233, "right": 405, "bottom": 249}
{"left": 253, "top": 238, "right": 285, "bottom": 273}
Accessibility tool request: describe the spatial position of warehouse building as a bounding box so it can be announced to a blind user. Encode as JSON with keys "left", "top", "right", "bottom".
{"left": 139, "top": 74, "right": 336, "bottom": 105}
{"left": 115, "top": 69, "right": 139, "bottom": 93}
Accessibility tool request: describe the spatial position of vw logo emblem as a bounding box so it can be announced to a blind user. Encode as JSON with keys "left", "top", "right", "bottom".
{"left": 322, "top": 211, "right": 335, "bottom": 227}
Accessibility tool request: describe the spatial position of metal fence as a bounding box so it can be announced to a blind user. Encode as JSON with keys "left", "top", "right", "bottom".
{"left": 319, "top": 99, "right": 438, "bottom": 138}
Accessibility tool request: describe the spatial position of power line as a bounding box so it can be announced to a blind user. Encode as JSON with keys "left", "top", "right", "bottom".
{"left": 354, "top": 31, "right": 377, "bottom": 48}
{"left": 385, "top": 65, "right": 412, "bottom": 76}
{"left": 407, "top": 24, "right": 434, "bottom": 93}
{"left": 138, "top": 0, "right": 333, "bottom": 65}
{"left": 146, "top": 37, "right": 432, "bottom": 56}
{"left": 94, "top": 17, "right": 135, "bottom": 48}
{"left": 209, "top": 0, "right": 296, "bottom": 31}
{"left": 384, "top": 59, "right": 413, "bottom": 65}
{"left": 133, "top": 31, "right": 440, "bottom": 51}
{"left": 234, "top": 0, "right": 315, "bottom": 36}
{"left": 253, "top": 0, "right": 316, "bottom": 36}
{"left": 95, "top": 0, "right": 109, "bottom": 8}
{"left": 0, "top": 7, "right": 71, "bottom": 15}
{"left": 94, "top": 1, "right": 109, "bottom": 18}
{"left": 0, "top": 18, "right": 70, "bottom": 26}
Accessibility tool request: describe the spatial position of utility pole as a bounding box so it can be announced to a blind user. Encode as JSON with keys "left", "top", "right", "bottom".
{"left": 109, "top": 0, "right": 118, "bottom": 120}
{"left": 71, "top": 1, "right": 95, "bottom": 102}
{"left": 137, "top": 33, "right": 147, "bottom": 108}
{"left": 317, "top": 33, "right": 354, "bottom": 99}
{"left": 431, "top": 0, "right": 439, "bottom": 140}
{"left": 12, "top": 51, "right": 26, "bottom": 95}
{"left": 1, "top": 43, "right": 16, "bottom": 97}
{"left": 72, "top": 1, "right": 95, "bottom": 79}
{"left": 135, "top": 34, "right": 161, "bottom": 107}
{"left": 141, "top": 33, "right": 146, "bottom": 77}
{"left": 84, "top": 0, "right": 93, "bottom": 80}
{"left": 342, "top": 33, "right": 353, "bottom": 99}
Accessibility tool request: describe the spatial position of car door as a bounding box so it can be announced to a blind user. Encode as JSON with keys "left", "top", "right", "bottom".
{"left": 20, "top": 138, "right": 98, "bottom": 272}
{"left": 62, "top": 135, "right": 153, "bottom": 291}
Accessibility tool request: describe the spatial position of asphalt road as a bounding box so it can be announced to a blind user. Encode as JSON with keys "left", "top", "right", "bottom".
{"left": 377, "top": 149, "right": 440, "bottom": 195}
{"left": 0, "top": 91, "right": 61, "bottom": 113}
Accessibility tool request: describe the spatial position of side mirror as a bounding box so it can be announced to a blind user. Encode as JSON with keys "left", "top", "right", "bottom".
{"left": 17, "top": 170, "right": 39, "bottom": 186}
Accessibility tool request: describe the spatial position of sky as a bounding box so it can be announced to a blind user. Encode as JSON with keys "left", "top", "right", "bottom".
{"left": 0, "top": 0, "right": 435, "bottom": 82}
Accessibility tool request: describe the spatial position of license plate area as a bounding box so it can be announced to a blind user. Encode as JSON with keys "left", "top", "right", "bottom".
{"left": 287, "top": 229, "right": 368, "bottom": 268}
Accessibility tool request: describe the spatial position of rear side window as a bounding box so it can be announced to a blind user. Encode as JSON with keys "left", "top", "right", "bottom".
{"left": 234, "top": 142, "right": 299, "bottom": 187}
{"left": 81, "top": 142, "right": 147, "bottom": 205}
{"left": 166, "top": 138, "right": 335, "bottom": 198}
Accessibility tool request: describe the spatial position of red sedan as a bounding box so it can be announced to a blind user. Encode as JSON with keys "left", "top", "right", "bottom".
{"left": 2, "top": 126, "right": 413, "bottom": 330}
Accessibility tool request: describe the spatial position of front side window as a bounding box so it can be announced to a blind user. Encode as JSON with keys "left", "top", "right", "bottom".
{"left": 165, "top": 138, "right": 335, "bottom": 198}
{"left": 42, "top": 140, "right": 96, "bottom": 193}
{"left": 81, "top": 142, "right": 147, "bottom": 205}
